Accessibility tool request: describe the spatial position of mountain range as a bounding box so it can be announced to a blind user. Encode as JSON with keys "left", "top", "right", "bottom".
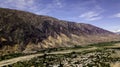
{"left": 0, "top": 8, "right": 119, "bottom": 55}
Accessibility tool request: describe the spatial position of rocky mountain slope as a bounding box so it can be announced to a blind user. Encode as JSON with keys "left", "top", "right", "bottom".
{"left": 0, "top": 8, "right": 119, "bottom": 55}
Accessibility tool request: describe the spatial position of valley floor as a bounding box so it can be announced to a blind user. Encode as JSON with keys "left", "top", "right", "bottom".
{"left": 1, "top": 41, "right": 120, "bottom": 67}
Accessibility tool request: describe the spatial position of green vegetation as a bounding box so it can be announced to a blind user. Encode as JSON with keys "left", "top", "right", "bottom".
{"left": 10, "top": 47, "right": 120, "bottom": 67}
{"left": 88, "top": 41, "right": 120, "bottom": 47}
{"left": 1, "top": 41, "right": 120, "bottom": 67}
{"left": 38, "top": 41, "right": 120, "bottom": 53}
{"left": 0, "top": 41, "right": 120, "bottom": 61}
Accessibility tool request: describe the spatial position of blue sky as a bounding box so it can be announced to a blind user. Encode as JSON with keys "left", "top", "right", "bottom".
{"left": 0, "top": 0, "right": 120, "bottom": 32}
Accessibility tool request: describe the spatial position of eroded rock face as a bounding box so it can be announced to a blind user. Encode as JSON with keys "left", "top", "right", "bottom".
{"left": 0, "top": 8, "right": 119, "bottom": 54}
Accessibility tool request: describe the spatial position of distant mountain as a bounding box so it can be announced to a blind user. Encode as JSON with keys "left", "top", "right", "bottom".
{"left": 116, "top": 32, "right": 120, "bottom": 34}
{"left": 114, "top": 31, "right": 120, "bottom": 34}
{"left": 112, "top": 30, "right": 120, "bottom": 34}
{"left": 0, "top": 8, "right": 119, "bottom": 55}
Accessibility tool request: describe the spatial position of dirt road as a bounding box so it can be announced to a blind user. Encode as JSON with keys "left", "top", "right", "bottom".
{"left": 0, "top": 54, "right": 43, "bottom": 67}
{"left": 0, "top": 47, "right": 98, "bottom": 67}
{"left": 1, "top": 43, "right": 120, "bottom": 67}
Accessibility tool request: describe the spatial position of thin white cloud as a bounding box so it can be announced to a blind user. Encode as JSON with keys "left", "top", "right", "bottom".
{"left": 35, "top": 4, "right": 53, "bottom": 15}
{"left": 36, "top": 0, "right": 64, "bottom": 15}
{"left": 0, "top": 0, "right": 64, "bottom": 15}
{"left": 113, "top": 13, "right": 120, "bottom": 18}
{"left": 80, "top": 11, "right": 99, "bottom": 18}
{"left": 0, "top": 0, "right": 35, "bottom": 10}
{"left": 79, "top": 11, "right": 102, "bottom": 21}
{"left": 88, "top": 17, "right": 102, "bottom": 21}
{"left": 54, "top": 0, "right": 63, "bottom": 8}
{"left": 76, "top": 0, "right": 104, "bottom": 21}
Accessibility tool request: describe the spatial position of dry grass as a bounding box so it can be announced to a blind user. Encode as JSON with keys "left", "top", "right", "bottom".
{"left": 111, "top": 62, "right": 120, "bottom": 67}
